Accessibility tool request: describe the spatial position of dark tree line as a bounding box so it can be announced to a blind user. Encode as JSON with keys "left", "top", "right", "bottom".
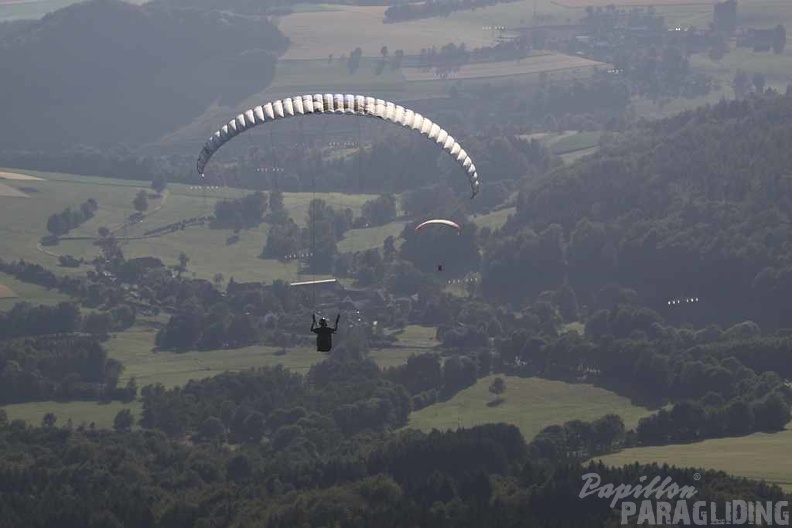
{"left": 384, "top": 0, "right": 519, "bottom": 23}
{"left": 0, "top": 408, "right": 785, "bottom": 527}
{"left": 45, "top": 198, "right": 98, "bottom": 237}
{"left": 0, "top": 334, "right": 135, "bottom": 404}
{"left": 140, "top": 351, "right": 410, "bottom": 441}
{"left": 0, "top": 300, "right": 134, "bottom": 339}
{"left": 210, "top": 190, "right": 269, "bottom": 230}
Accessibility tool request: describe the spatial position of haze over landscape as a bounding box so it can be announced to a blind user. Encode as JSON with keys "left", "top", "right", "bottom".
{"left": 2, "top": 0, "right": 792, "bottom": 525}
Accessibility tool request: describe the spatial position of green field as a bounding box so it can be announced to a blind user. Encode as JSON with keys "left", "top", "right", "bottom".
{"left": 0, "top": 169, "right": 395, "bottom": 284}
{"left": 560, "top": 146, "right": 599, "bottom": 163}
{"left": 545, "top": 131, "right": 602, "bottom": 155}
{"left": 1, "top": 400, "right": 142, "bottom": 430}
{"left": 408, "top": 375, "right": 654, "bottom": 441}
{"left": 387, "top": 324, "right": 437, "bottom": 348}
{"left": 472, "top": 207, "right": 515, "bottom": 231}
{"left": 626, "top": 0, "right": 792, "bottom": 120}
{"left": 0, "top": 271, "right": 71, "bottom": 311}
{"left": 107, "top": 324, "right": 429, "bottom": 388}
{"left": 594, "top": 427, "right": 792, "bottom": 492}
{"left": 337, "top": 221, "right": 406, "bottom": 253}
{"left": 0, "top": 324, "right": 431, "bottom": 428}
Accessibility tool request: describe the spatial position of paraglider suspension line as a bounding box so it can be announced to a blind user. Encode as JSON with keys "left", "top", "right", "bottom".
{"left": 311, "top": 155, "right": 317, "bottom": 311}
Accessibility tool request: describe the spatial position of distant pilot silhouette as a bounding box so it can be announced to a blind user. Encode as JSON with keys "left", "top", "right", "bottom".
{"left": 311, "top": 313, "right": 339, "bottom": 352}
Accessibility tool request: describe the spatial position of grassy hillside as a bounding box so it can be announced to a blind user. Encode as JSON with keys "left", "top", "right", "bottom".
{"left": 408, "top": 375, "right": 654, "bottom": 441}
{"left": 594, "top": 427, "right": 792, "bottom": 492}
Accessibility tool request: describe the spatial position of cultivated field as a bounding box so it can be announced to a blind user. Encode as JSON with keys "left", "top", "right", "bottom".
{"left": 408, "top": 375, "right": 654, "bottom": 441}
{"left": 552, "top": 0, "right": 715, "bottom": 7}
{"left": 402, "top": 53, "right": 605, "bottom": 81}
{"left": 595, "top": 427, "right": 792, "bottom": 492}
{"left": 278, "top": 5, "right": 496, "bottom": 61}
{"left": 0, "top": 171, "right": 44, "bottom": 181}
{"left": 0, "top": 182, "right": 29, "bottom": 198}
{"left": 0, "top": 282, "right": 17, "bottom": 299}
{"left": 0, "top": 272, "right": 73, "bottom": 311}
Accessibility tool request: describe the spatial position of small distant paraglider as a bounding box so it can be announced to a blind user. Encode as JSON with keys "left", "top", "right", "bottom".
{"left": 667, "top": 297, "right": 700, "bottom": 305}
{"left": 415, "top": 219, "right": 460, "bottom": 272}
{"left": 414, "top": 219, "right": 461, "bottom": 233}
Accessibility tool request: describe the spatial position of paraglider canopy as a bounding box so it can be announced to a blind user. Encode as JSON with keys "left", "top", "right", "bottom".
{"left": 414, "top": 219, "right": 461, "bottom": 233}
{"left": 196, "top": 93, "right": 480, "bottom": 199}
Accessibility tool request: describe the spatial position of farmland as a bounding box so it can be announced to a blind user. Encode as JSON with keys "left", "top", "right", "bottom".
{"left": 0, "top": 282, "right": 16, "bottom": 299}
{"left": 0, "top": 272, "right": 72, "bottom": 311}
{"left": 402, "top": 53, "right": 604, "bottom": 82}
{"left": 0, "top": 168, "right": 389, "bottom": 284}
{"left": 595, "top": 427, "right": 792, "bottom": 492}
{"left": 1, "top": 400, "right": 143, "bottom": 430}
{"left": 0, "top": 324, "right": 437, "bottom": 427}
{"left": 0, "top": 182, "right": 29, "bottom": 198}
{"left": 553, "top": 0, "right": 715, "bottom": 7}
{"left": 277, "top": 3, "right": 528, "bottom": 61}
{"left": 408, "top": 375, "right": 654, "bottom": 441}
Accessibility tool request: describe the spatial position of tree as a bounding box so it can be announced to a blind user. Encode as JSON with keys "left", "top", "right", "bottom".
{"left": 348, "top": 47, "right": 363, "bottom": 74}
{"left": 47, "top": 213, "right": 66, "bottom": 236}
{"left": 133, "top": 190, "right": 148, "bottom": 213}
{"left": 752, "top": 72, "right": 766, "bottom": 93}
{"left": 83, "top": 312, "right": 112, "bottom": 336}
{"left": 391, "top": 49, "right": 405, "bottom": 70}
{"left": 199, "top": 416, "right": 227, "bottom": 443}
{"left": 383, "top": 236, "right": 396, "bottom": 262}
{"left": 98, "top": 226, "right": 110, "bottom": 238}
{"left": 269, "top": 189, "right": 284, "bottom": 212}
{"left": 114, "top": 409, "right": 134, "bottom": 433}
{"left": 213, "top": 272, "right": 224, "bottom": 290}
{"left": 773, "top": 24, "right": 787, "bottom": 54}
{"left": 151, "top": 174, "right": 167, "bottom": 195}
{"left": 732, "top": 70, "right": 751, "bottom": 99}
{"left": 42, "top": 412, "right": 57, "bottom": 429}
{"left": 177, "top": 252, "right": 189, "bottom": 277}
{"left": 489, "top": 377, "right": 506, "bottom": 401}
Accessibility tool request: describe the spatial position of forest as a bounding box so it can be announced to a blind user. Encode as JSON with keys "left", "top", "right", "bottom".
{"left": 0, "top": 0, "right": 287, "bottom": 149}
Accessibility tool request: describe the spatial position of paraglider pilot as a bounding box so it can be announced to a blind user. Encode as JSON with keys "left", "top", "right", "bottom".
{"left": 311, "top": 313, "right": 340, "bottom": 352}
